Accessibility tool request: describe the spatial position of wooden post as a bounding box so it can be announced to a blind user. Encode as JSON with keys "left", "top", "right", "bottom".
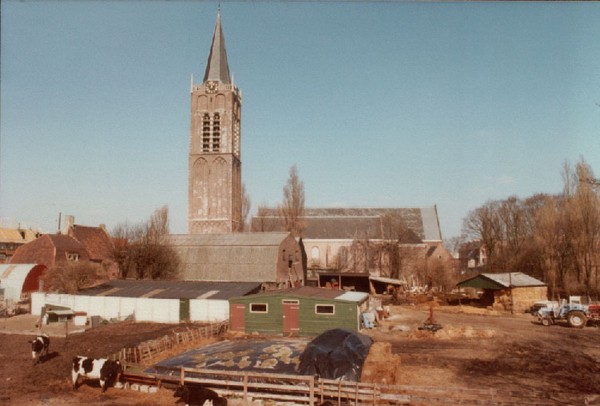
{"left": 180, "top": 367, "right": 184, "bottom": 385}
{"left": 308, "top": 376, "right": 314, "bottom": 406}
{"left": 243, "top": 373, "right": 248, "bottom": 402}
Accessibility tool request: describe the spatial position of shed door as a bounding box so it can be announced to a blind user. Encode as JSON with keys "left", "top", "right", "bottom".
{"left": 230, "top": 304, "right": 245, "bottom": 332}
{"left": 283, "top": 302, "right": 300, "bottom": 334}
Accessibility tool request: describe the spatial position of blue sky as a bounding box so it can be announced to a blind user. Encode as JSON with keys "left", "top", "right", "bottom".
{"left": 1, "top": 1, "right": 599, "bottom": 239}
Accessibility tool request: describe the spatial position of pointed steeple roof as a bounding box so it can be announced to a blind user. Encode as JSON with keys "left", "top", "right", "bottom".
{"left": 203, "top": 11, "right": 231, "bottom": 84}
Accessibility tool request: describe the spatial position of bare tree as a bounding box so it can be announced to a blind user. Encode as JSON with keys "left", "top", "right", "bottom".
{"left": 563, "top": 158, "right": 600, "bottom": 293}
{"left": 463, "top": 201, "right": 502, "bottom": 272}
{"left": 279, "top": 164, "right": 306, "bottom": 237}
{"left": 44, "top": 261, "right": 102, "bottom": 293}
{"left": 238, "top": 183, "right": 251, "bottom": 232}
{"left": 111, "top": 206, "right": 179, "bottom": 280}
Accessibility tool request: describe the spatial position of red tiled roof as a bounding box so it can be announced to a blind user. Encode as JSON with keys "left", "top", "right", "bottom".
{"left": 10, "top": 234, "right": 90, "bottom": 268}
{"left": 69, "top": 225, "right": 114, "bottom": 261}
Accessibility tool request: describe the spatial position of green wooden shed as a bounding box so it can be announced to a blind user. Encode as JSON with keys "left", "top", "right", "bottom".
{"left": 229, "top": 286, "right": 369, "bottom": 336}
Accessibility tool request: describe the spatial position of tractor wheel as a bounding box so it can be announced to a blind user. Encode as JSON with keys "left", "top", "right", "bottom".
{"left": 568, "top": 311, "right": 587, "bottom": 328}
{"left": 541, "top": 317, "right": 553, "bottom": 327}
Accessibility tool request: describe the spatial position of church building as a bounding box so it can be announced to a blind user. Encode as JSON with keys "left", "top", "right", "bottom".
{"left": 188, "top": 12, "right": 243, "bottom": 235}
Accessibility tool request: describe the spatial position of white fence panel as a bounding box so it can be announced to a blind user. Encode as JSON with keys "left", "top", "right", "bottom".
{"left": 119, "top": 297, "right": 137, "bottom": 320}
{"left": 134, "top": 298, "right": 154, "bottom": 321}
{"left": 190, "top": 299, "right": 229, "bottom": 322}
{"left": 31, "top": 292, "right": 45, "bottom": 315}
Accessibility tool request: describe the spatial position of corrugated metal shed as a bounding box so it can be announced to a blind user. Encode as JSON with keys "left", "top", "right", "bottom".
{"left": 76, "top": 279, "right": 261, "bottom": 300}
{"left": 229, "top": 287, "right": 369, "bottom": 336}
{"left": 458, "top": 272, "right": 546, "bottom": 290}
{"left": 0, "top": 264, "right": 47, "bottom": 301}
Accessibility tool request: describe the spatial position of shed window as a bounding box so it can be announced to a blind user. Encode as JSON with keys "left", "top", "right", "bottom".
{"left": 250, "top": 303, "right": 268, "bottom": 313}
{"left": 315, "top": 304, "right": 335, "bottom": 315}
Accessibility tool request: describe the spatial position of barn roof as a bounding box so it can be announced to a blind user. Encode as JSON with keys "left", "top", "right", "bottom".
{"left": 457, "top": 272, "right": 546, "bottom": 290}
{"left": 251, "top": 207, "right": 442, "bottom": 242}
{"left": 76, "top": 279, "right": 261, "bottom": 300}
{"left": 233, "top": 286, "right": 369, "bottom": 303}
{"left": 169, "top": 232, "right": 291, "bottom": 247}
{"left": 168, "top": 232, "right": 296, "bottom": 282}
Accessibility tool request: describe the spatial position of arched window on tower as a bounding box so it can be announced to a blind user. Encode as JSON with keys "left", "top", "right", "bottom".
{"left": 202, "top": 113, "right": 211, "bottom": 152}
{"left": 233, "top": 120, "right": 240, "bottom": 157}
{"left": 212, "top": 113, "right": 220, "bottom": 152}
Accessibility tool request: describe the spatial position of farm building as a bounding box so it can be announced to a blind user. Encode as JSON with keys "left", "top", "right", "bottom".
{"left": 457, "top": 272, "right": 547, "bottom": 312}
{"left": 169, "top": 232, "right": 305, "bottom": 287}
{"left": 0, "top": 264, "right": 47, "bottom": 301}
{"left": 31, "top": 279, "right": 261, "bottom": 323}
{"left": 229, "top": 286, "right": 369, "bottom": 336}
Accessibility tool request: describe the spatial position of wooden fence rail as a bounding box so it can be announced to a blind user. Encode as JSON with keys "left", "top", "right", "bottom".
{"left": 162, "top": 367, "right": 589, "bottom": 406}
{"left": 109, "top": 321, "right": 228, "bottom": 366}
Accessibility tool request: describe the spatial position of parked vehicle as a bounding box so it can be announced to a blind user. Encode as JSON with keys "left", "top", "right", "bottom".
{"left": 535, "top": 296, "right": 600, "bottom": 328}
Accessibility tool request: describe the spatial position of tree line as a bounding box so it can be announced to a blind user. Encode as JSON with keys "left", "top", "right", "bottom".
{"left": 461, "top": 157, "right": 599, "bottom": 298}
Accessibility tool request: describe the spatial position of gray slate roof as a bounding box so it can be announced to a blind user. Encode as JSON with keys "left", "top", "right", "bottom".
{"left": 251, "top": 207, "right": 442, "bottom": 242}
{"left": 458, "top": 272, "right": 546, "bottom": 289}
{"left": 168, "top": 232, "right": 293, "bottom": 282}
{"left": 481, "top": 272, "right": 546, "bottom": 288}
{"left": 203, "top": 12, "right": 231, "bottom": 84}
{"left": 76, "top": 279, "right": 261, "bottom": 300}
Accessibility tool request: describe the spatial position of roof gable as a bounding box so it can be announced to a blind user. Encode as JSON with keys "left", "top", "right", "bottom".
{"left": 69, "top": 225, "right": 114, "bottom": 261}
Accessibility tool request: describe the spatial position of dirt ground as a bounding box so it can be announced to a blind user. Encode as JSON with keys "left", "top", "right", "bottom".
{"left": 1, "top": 303, "right": 599, "bottom": 405}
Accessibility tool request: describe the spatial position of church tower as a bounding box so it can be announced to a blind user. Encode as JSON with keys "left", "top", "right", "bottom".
{"left": 189, "top": 12, "right": 242, "bottom": 234}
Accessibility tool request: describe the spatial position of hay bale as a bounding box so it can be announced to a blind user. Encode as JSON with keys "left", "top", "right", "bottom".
{"left": 361, "top": 341, "right": 402, "bottom": 385}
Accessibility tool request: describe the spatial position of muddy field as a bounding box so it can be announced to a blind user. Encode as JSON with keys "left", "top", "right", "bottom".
{"left": 1, "top": 304, "right": 599, "bottom": 405}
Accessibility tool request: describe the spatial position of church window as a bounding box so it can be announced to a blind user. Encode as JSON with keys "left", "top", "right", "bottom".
{"left": 212, "top": 113, "right": 220, "bottom": 152}
{"left": 202, "top": 114, "right": 211, "bottom": 152}
{"left": 233, "top": 120, "right": 240, "bottom": 156}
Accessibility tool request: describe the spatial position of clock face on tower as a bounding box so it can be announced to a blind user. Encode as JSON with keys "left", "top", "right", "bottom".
{"left": 205, "top": 81, "right": 218, "bottom": 94}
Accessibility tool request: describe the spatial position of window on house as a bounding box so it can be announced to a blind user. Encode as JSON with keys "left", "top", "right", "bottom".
{"left": 66, "top": 252, "right": 80, "bottom": 261}
{"left": 250, "top": 303, "right": 268, "bottom": 313}
{"left": 315, "top": 304, "right": 335, "bottom": 315}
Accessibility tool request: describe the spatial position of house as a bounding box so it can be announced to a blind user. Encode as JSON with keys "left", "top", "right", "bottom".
{"left": 458, "top": 240, "right": 488, "bottom": 275}
{"left": 64, "top": 217, "right": 118, "bottom": 277}
{"left": 228, "top": 286, "right": 369, "bottom": 336}
{"left": 457, "top": 272, "right": 547, "bottom": 312}
{"left": 10, "top": 217, "right": 118, "bottom": 278}
{"left": 169, "top": 232, "right": 304, "bottom": 288}
{"left": 251, "top": 206, "right": 451, "bottom": 287}
{"left": 31, "top": 279, "right": 262, "bottom": 323}
{"left": 10, "top": 234, "right": 91, "bottom": 267}
{"left": 0, "top": 264, "right": 47, "bottom": 301}
{"left": 0, "top": 227, "right": 39, "bottom": 263}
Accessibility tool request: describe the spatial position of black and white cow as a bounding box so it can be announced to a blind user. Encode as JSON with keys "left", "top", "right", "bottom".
{"left": 30, "top": 334, "right": 50, "bottom": 365}
{"left": 72, "top": 356, "right": 122, "bottom": 392}
{"left": 173, "top": 383, "right": 227, "bottom": 406}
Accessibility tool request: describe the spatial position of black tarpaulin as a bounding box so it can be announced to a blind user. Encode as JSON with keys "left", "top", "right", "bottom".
{"left": 298, "top": 328, "right": 373, "bottom": 381}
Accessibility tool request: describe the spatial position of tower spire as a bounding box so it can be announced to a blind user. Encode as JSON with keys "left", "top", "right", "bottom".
{"left": 203, "top": 10, "right": 231, "bottom": 84}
